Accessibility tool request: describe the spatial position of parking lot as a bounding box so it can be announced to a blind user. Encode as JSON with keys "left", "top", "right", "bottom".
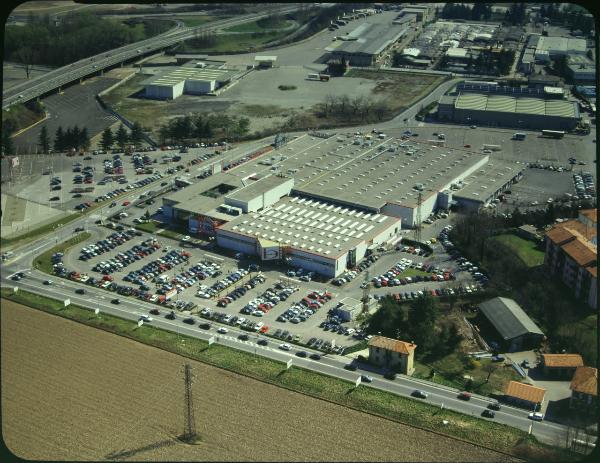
{"left": 12, "top": 76, "right": 122, "bottom": 154}
{"left": 48, "top": 210, "right": 481, "bottom": 355}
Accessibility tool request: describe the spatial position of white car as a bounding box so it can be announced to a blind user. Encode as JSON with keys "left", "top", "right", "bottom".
{"left": 217, "top": 327, "right": 228, "bottom": 334}
{"left": 528, "top": 412, "right": 544, "bottom": 421}
{"left": 139, "top": 315, "right": 153, "bottom": 322}
{"left": 279, "top": 343, "right": 292, "bottom": 351}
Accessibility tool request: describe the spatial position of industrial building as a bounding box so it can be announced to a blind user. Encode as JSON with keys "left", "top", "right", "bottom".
{"left": 142, "top": 65, "right": 239, "bottom": 100}
{"left": 478, "top": 297, "right": 545, "bottom": 352}
{"left": 162, "top": 132, "right": 524, "bottom": 276}
{"left": 437, "top": 92, "right": 580, "bottom": 130}
{"left": 217, "top": 195, "right": 400, "bottom": 277}
{"left": 397, "top": 4, "right": 433, "bottom": 23}
{"left": 520, "top": 34, "right": 589, "bottom": 74}
{"left": 330, "top": 22, "right": 409, "bottom": 66}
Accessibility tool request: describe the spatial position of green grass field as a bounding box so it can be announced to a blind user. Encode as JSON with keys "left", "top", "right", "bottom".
{"left": 489, "top": 234, "right": 545, "bottom": 267}
{"left": 179, "top": 15, "right": 220, "bottom": 27}
{"left": 0, "top": 212, "right": 81, "bottom": 249}
{"left": 0, "top": 287, "right": 575, "bottom": 461}
{"left": 398, "top": 268, "right": 431, "bottom": 279}
{"left": 179, "top": 28, "right": 292, "bottom": 53}
{"left": 414, "top": 354, "right": 520, "bottom": 396}
{"left": 224, "top": 19, "right": 291, "bottom": 33}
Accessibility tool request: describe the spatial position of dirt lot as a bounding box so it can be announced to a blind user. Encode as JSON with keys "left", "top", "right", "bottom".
{"left": 2, "top": 300, "right": 516, "bottom": 462}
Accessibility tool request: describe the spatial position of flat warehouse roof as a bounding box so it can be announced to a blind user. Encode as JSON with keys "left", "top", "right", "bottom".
{"left": 334, "top": 22, "right": 408, "bottom": 56}
{"left": 165, "top": 172, "right": 244, "bottom": 215}
{"left": 220, "top": 196, "right": 400, "bottom": 259}
{"left": 227, "top": 175, "right": 293, "bottom": 201}
{"left": 453, "top": 161, "right": 523, "bottom": 203}
{"left": 142, "top": 67, "right": 236, "bottom": 86}
{"left": 455, "top": 93, "right": 578, "bottom": 118}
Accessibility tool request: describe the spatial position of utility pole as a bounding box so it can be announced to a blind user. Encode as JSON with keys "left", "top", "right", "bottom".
{"left": 361, "top": 269, "right": 370, "bottom": 314}
{"left": 413, "top": 191, "right": 422, "bottom": 242}
{"left": 180, "top": 363, "right": 199, "bottom": 444}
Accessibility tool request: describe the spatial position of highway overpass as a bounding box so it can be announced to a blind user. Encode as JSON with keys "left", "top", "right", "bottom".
{"left": 2, "top": 5, "right": 303, "bottom": 110}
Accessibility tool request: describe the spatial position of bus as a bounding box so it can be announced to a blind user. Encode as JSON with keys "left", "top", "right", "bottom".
{"left": 541, "top": 129, "right": 565, "bottom": 139}
{"left": 512, "top": 132, "right": 526, "bottom": 140}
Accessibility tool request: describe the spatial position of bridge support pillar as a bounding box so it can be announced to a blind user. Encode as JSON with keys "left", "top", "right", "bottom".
{"left": 120, "top": 62, "right": 124, "bottom": 68}
{"left": 79, "top": 78, "right": 83, "bottom": 84}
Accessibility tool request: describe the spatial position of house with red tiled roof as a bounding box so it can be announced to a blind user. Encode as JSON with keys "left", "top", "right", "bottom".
{"left": 368, "top": 336, "right": 416, "bottom": 375}
{"left": 544, "top": 209, "right": 597, "bottom": 309}
{"left": 541, "top": 353, "right": 584, "bottom": 379}
{"left": 504, "top": 381, "right": 546, "bottom": 409}
{"left": 569, "top": 366, "right": 597, "bottom": 414}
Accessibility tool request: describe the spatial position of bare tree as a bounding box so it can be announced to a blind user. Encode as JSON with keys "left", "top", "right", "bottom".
{"left": 373, "top": 99, "right": 390, "bottom": 121}
{"left": 482, "top": 361, "right": 498, "bottom": 383}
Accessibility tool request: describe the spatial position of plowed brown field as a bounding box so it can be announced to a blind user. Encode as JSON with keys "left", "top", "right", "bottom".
{"left": 2, "top": 300, "right": 518, "bottom": 462}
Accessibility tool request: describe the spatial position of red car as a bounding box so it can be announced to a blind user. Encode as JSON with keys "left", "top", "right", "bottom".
{"left": 122, "top": 201, "right": 130, "bottom": 206}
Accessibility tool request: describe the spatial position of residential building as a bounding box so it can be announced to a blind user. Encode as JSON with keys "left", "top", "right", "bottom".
{"left": 541, "top": 354, "right": 584, "bottom": 379}
{"left": 569, "top": 366, "right": 598, "bottom": 414}
{"left": 478, "top": 297, "right": 545, "bottom": 352}
{"left": 504, "top": 381, "right": 546, "bottom": 410}
{"left": 544, "top": 209, "right": 597, "bottom": 309}
{"left": 368, "top": 336, "right": 416, "bottom": 375}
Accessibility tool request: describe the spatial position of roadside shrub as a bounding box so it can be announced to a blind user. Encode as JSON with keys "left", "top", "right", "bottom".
{"left": 278, "top": 85, "right": 297, "bottom": 91}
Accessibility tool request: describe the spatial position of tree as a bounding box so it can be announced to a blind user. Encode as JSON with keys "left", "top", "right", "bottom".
{"left": 79, "top": 127, "right": 90, "bottom": 151}
{"left": 38, "top": 125, "right": 50, "bottom": 153}
{"left": 100, "top": 127, "right": 114, "bottom": 151}
{"left": 71, "top": 125, "right": 81, "bottom": 150}
{"left": 54, "top": 126, "right": 65, "bottom": 152}
{"left": 115, "top": 123, "right": 129, "bottom": 149}
{"left": 482, "top": 362, "right": 499, "bottom": 383}
{"left": 203, "top": 120, "right": 213, "bottom": 141}
{"left": 2, "top": 129, "right": 15, "bottom": 155}
{"left": 129, "top": 121, "right": 144, "bottom": 145}
{"left": 236, "top": 117, "right": 250, "bottom": 137}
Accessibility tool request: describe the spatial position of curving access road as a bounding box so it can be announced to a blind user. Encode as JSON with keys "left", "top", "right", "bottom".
{"left": 2, "top": 5, "right": 304, "bottom": 110}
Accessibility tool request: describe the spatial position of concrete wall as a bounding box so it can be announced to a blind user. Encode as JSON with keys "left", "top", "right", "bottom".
{"left": 453, "top": 107, "right": 579, "bottom": 130}
{"left": 216, "top": 230, "right": 257, "bottom": 255}
{"left": 145, "top": 81, "right": 184, "bottom": 100}
{"left": 382, "top": 203, "right": 416, "bottom": 228}
{"left": 225, "top": 178, "right": 293, "bottom": 213}
{"left": 288, "top": 248, "right": 342, "bottom": 278}
{"left": 185, "top": 79, "right": 215, "bottom": 94}
{"left": 371, "top": 219, "right": 401, "bottom": 245}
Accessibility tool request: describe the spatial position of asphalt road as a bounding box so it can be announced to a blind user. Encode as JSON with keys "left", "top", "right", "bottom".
{"left": 1, "top": 265, "right": 569, "bottom": 447}
{"left": 2, "top": 6, "right": 304, "bottom": 109}
{"left": 0, "top": 40, "right": 577, "bottom": 446}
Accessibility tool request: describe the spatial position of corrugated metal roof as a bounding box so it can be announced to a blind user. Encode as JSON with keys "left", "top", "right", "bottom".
{"left": 479, "top": 297, "right": 544, "bottom": 340}
{"left": 334, "top": 23, "right": 407, "bottom": 56}
{"left": 455, "top": 93, "right": 576, "bottom": 117}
